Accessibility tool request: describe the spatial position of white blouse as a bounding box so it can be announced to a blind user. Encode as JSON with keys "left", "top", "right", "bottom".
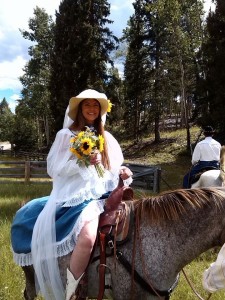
{"left": 47, "top": 128, "right": 124, "bottom": 206}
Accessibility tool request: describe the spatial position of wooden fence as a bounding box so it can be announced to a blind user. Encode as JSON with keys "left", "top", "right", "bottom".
{"left": 123, "top": 162, "right": 161, "bottom": 193}
{"left": 0, "top": 161, "right": 51, "bottom": 184}
{"left": 0, "top": 161, "right": 161, "bottom": 192}
{"left": 15, "top": 151, "right": 48, "bottom": 161}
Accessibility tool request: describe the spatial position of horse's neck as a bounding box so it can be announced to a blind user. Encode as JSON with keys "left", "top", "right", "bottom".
{"left": 87, "top": 204, "right": 225, "bottom": 300}
{"left": 139, "top": 212, "right": 224, "bottom": 270}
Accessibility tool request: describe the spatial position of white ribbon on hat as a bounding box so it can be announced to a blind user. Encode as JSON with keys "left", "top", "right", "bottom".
{"left": 63, "top": 106, "right": 74, "bottom": 128}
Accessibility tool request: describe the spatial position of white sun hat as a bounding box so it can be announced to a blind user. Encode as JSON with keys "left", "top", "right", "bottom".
{"left": 68, "top": 89, "right": 109, "bottom": 121}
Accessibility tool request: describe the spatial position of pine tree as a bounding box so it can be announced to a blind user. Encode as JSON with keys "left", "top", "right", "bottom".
{"left": 123, "top": 0, "right": 148, "bottom": 141}
{"left": 50, "top": 0, "right": 118, "bottom": 132}
{"left": 19, "top": 7, "right": 54, "bottom": 149}
{"left": 0, "top": 98, "right": 15, "bottom": 144}
{"left": 200, "top": 0, "right": 225, "bottom": 136}
{"left": 123, "top": 0, "right": 204, "bottom": 144}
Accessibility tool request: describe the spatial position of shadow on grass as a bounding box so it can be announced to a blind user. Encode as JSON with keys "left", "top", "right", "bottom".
{"left": 123, "top": 137, "right": 192, "bottom": 193}
{"left": 159, "top": 152, "right": 191, "bottom": 192}
{"left": 123, "top": 138, "right": 177, "bottom": 159}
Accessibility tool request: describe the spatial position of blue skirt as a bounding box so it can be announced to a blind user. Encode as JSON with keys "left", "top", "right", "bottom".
{"left": 11, "top": 193, "right": 109, "bottom": 256}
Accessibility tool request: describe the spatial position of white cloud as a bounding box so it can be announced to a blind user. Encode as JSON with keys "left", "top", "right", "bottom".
{"left": 0, "top": 0, "right": 60, "bottom": 31}
{"left": 9, "top": 94, "right": 20, "bottom": 113}
{"left": 110, "top": 0, "right": 134, "bottom": 11}
{"left": 0, "top": 56, "right": 25, "bottom": 90}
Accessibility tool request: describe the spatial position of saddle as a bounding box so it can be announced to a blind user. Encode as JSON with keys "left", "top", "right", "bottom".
{"left": 99, "top": 180, "right": 133, "bottom": 239}
{"left": 76, "top": 179, "right": 134, "bottom": 300}
{"left": 190, "top": 166, "right": 219, "bottom": 185}
{"left": 97, "top": 179, "right": 134, "bottom": 300}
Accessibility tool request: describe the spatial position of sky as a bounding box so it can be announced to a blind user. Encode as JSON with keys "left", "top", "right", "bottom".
{"left": 0, "top": 0, "right": 215, "bottom": 113}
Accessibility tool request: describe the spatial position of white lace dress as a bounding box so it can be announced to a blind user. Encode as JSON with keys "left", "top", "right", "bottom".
{"left": 11, "top": 128, "right": 126, "bottom": 300}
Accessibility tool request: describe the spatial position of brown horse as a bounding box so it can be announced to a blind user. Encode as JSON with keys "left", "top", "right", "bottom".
{"left": 20, "top": 187, "right": 225, "bottom": 300}
{"left": 192, "top": 145, "right": 225, "bottom": 188}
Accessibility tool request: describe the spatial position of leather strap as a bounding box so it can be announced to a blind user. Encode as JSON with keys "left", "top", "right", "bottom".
{"left": 97, "top": 232, "right": 106, "bottom": 300}
{"left": 116, "top": 249, "right": 179, "bottom": 299}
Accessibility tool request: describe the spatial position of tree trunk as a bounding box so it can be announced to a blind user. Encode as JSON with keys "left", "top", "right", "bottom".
{"left": 179, "top": 55, "right": 191, "bottom": 151}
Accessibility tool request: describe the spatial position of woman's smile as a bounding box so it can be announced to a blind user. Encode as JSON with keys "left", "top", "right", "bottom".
{"left": 82, "top": 99, "right": 100, "bottom": 124}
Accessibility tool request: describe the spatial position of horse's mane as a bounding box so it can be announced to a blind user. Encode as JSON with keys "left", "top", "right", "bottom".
{"left": 134, "top": 187, "right": 225, "bottom": 223}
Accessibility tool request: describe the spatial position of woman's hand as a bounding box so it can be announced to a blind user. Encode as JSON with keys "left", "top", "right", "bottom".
{"left": 119, "top": 166, "right": 133, "bottom": 180}
{"left": 90, "top": 152, "right": 102, "bottom": 165}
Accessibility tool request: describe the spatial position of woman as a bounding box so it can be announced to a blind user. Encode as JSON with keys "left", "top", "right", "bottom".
{"left": 11, "top": 89, "right": 133, "bottom": 300}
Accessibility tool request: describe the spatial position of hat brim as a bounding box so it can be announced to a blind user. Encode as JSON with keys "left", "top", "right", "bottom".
{"left": 68, "top": 97, "right": 108, "bottom": 121}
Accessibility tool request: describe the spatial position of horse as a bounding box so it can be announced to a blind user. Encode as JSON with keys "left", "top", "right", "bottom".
{"left": 21, "top": 187, "right": 225, "bottom": 300}
{"left": 191, "top": 145, "right": 225, "bottom": 188}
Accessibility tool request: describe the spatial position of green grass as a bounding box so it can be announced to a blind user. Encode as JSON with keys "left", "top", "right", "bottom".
{"left": 1, "top": 129, "right": 225, "bottom": 299}
{"left": 0, "top": 183, "right": 51, "bottom": 300}
{"left": 171, "top": 251, "right": 225, "bottom": 299}
{"left": 122, "top": 127, "right": 200, "bottom": 191}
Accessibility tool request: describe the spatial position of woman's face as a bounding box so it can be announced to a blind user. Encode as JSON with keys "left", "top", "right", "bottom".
{"left": 81, "top": 98, "right": 100, "bottom": 124}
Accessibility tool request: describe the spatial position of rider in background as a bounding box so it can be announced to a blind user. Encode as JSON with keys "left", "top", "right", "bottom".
{"left": 203, "top": 243, "right": 225, "bottom": 293}
{"left": 183, "top": 126, "right": 221, "bottom": 188}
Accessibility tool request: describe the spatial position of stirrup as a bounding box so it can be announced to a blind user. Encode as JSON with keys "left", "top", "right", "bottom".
{"left": 65, "top": 269, "right": 83, "bottom": 300}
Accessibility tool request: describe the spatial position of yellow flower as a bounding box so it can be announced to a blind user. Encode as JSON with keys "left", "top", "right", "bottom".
{"left": 107, "top": 100, "right": 112, "bottom": 113}
{"left": 69, "top": 127, "right": 105, "bottom": 176}
{"left": 70, "top": 147, "right": 82, "bottom": 159}
{"left": 98, "top": 135, "right": 104, "bottom": 152}
{"left": 77, "top": 131, "right": 85, "bottom": 138}
{"left": 70, "top": 137, "right": 77, "bottom": 144}
{"left": 80, "top": 138, "right": 94, "bottom": 155}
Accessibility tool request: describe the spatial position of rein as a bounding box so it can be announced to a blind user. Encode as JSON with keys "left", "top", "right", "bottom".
{"left": 95, "top": 205, "right": 179, "bottom": 300}
{"left": 135, "top": 206, "right": 212, "bottom": 300}
{"left": 182, "top": 268, "right": 212, "bottom": 300}
{"left": 134, "top": 207, "right": 179, "bottom": 300}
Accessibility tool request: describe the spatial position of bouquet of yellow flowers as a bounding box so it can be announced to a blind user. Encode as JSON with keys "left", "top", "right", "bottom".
{"left": 69, "top": 126, "right": 105, "bottom": 177}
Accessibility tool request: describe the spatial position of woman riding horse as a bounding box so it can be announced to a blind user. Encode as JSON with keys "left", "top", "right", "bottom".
{"left": 11, "top": 89, "right": 133, "bottom": 300}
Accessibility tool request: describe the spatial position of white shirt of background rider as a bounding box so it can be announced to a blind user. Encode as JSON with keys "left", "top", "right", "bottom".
{"left": 203, "top": 243, "right": 225, "bottom": 292}
{"left": 192, "top": 137, "right": 221, "bottom": 165}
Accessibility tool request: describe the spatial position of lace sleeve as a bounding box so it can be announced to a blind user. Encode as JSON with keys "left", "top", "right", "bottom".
{"left": 47, "top": 129, "right": 81, "bottom": 178}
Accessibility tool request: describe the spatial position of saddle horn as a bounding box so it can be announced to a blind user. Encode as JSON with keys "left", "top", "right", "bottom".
{"left": 104, "top": 176, "right": 133, "bottom": 211}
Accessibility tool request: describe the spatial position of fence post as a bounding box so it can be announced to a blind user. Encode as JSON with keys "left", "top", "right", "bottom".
{"left": 25, "top": 161, "right": 31, "bottom": 183}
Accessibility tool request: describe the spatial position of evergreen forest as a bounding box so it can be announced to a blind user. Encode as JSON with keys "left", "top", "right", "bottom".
{"left": 1, "top": 0, "right": 225, "bottom": 152}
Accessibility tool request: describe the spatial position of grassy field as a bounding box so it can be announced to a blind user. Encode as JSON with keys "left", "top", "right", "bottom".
{"left": 0, "top": 183, "right": 51, "bottom": 300}
{"left": 1, "top": 127, "right": 225, "bottom": 299}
